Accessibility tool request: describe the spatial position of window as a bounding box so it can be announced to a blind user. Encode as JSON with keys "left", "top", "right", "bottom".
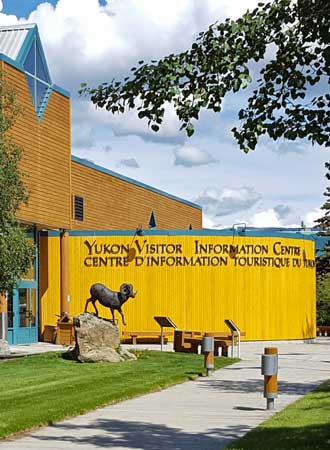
{"left": 149, "top": 211, "right": 156, "bottom": 229}
{"left": 74, "top": 196, "right": 84, "bottom": 221}
{"left": 23, "top": 36, "right": 51, "bottom": 118}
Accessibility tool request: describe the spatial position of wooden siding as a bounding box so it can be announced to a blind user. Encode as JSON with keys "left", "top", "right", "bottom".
{"left": 40, "top": 234, "right": 316, "bottom": 340}
{"left": 71, "top": 161, "right": 202, "bottom": 230}
{"left": 3, "top": 62, "right": 72, "bottom": 229}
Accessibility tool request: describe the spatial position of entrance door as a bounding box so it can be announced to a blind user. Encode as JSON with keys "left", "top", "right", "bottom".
{"left": 7, "top": 228, "right": 38, "bottom": 345}
{"left": 7, "top": 286, "right": 38, "bottom": 344}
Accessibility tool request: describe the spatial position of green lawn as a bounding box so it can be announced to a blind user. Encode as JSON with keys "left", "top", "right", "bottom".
{"left": 226, "top": 379, "right": 330, "bottom": 450}
{"left": 0, "top": 350, "right": 236, "bottom": 439}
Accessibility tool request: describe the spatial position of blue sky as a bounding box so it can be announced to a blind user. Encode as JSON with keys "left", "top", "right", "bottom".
{"left": 0, "top": 0, "right": 328, "bottom": 229}
{"left": 2, "top": 0, "right": 106, "bottom": 17}
{"left": 2, "top": 0, "right": 57, "bottom": 16}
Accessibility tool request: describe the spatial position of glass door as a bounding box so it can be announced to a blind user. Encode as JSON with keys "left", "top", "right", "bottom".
{"left": 9, "top": 286, "right": 38, "bottom": 344}
{"left": 7, "top": 227, "right": 38, "bottom": 345}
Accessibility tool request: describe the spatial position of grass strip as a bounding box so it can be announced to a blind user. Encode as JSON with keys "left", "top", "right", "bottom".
{"left": 226, "top": 379, "right": 330, "bottom": 450}
{"left": 0, "top": 350, "right": 237, "bottom": 439}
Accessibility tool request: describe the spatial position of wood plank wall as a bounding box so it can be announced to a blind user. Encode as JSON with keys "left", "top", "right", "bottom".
{"left": 3, "top": 62, "right": 72, "bottom": 229}
{"left": 71, "top": 160, "right": 202, "bottom": 230}
{"left": 40, "top": 234, "right": 316, "bottom": 340}
{"left": 3, "top": 60, "right": 201, "bottom": 232}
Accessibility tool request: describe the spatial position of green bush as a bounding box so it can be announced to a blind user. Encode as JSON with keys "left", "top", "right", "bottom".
{"left": 316, "top": 274, "right": 330, "bottom": 325}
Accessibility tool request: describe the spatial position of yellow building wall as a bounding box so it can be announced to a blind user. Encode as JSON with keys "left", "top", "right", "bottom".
{"left": 71, "top": 161, "right": 202, "bottom": 230}
{"left": 3, "top": 61, "right": 72, "bottom": 230}
{"left": 39, "top": 235, "right": 61, "bottom": 328}
{"left": 40, "top": 234, "right": 316, "bottom": 340}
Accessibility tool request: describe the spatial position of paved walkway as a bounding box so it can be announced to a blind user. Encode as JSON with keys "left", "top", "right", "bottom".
{"left": 0, "top": 339, "right": 329, "bottom": 450}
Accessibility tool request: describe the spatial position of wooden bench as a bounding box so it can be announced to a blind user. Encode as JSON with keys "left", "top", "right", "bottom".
{"left": 316, "top": 326, "right": 330, "bottom": 336}
{"left": 173, "top": 330, "right": 203, "bottom": 353}
{"left": 174, "top": 329, "right": 246, "bottom": 356}
{"left": 122, "top": 330, "right": 173, "bottom": 345}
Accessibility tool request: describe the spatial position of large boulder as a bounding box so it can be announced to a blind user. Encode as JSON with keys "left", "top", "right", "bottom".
{"left": 0, "top": 339, "right": 10, "bottom": 355}
{"left": 71, "top": 313, "right": 136, "bottom": 363}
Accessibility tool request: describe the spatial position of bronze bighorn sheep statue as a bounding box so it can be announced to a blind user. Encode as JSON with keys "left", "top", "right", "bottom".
{"left": 84, "top": 283, "right": 137, "bottom": 325}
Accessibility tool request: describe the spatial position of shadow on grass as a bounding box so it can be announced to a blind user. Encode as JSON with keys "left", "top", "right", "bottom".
{"left": 226, "top": 423, "right": 330, "bottom": 450}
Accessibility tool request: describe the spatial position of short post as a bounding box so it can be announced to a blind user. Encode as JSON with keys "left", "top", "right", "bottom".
{"left": 160, "top": 326, "right": 164, "bottom": 352}
{"left": 261, "top": 347, "right": 278, "bottom": 410}
{"left": 0, "top": 292, "right": 8, "bottom": 342}
{"left": 202, "top": 335, "right": 214, "bottom": 376}
{"left": 231, "top": 331, "right": 235, "bottom": 358}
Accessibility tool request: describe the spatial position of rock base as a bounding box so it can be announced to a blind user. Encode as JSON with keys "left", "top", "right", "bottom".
{"left": 69, "top": 313, "right": 136, "bottom": 363}
{"left": 0, "top": 339, "right": 10, "bottom": 355}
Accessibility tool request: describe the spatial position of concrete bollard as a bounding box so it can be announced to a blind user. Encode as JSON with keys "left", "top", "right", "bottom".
{"left": 261, "top": 347, "right": 278, "bottom": 410}
{"left": 202, "top": 335, "right": 214, "bottom": 376}
{"left": 0, "top": 293, "right": 8, "bottom": 342}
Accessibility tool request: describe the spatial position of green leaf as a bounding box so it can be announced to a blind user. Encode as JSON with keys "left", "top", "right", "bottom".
{"left": 186, "top": 123, "right": 195, "bottom": 137}
{"left": 151, "top": 124, "right": 159, "bottom": 132}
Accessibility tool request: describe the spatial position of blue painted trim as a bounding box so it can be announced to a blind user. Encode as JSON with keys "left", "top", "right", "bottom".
{"left": 16, "top": 26, "right": 36, "bottom": 66}
{"left": 35, "top": 29, "right": 52, "bottom": 84}
{"left": 37, "top": 85, "right": 52, "bottom": 121}
{"left": 0, "top": 53, "right": 70, "bottom": 101}
{"left": 53, "top": 84, "right": 70, "bottom": 98}
{"left": 0, "top": 53, "right": 23, "bottom": 71}
{"left": 16, "top": 25, "right": 52, "bottom": 85}
{"left": 40, "top": 228, "right": 316, "bottom": 242}
{"left": 71, "top": 155, "right": 202, "bottom": 211}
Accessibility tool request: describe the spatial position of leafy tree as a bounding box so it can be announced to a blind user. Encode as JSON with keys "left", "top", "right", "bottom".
{"left": 0, "top": 78, "right": 34, "bottom": 295}
{"left": 315, "top": 161, "right": 330, "bottom": 324}
{"left": 315, "top": 161, "right": 330, "bottom": 275}
{"left": 317, "top": 275, "right": 330, "bottom": 325}
{"left": 81, "top": 0, "right": 330, "bottom": 152}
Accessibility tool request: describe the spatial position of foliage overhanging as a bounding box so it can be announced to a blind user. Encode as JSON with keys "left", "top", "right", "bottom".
{"left": 81, "top": 0, "right": 330, "bottom": 152}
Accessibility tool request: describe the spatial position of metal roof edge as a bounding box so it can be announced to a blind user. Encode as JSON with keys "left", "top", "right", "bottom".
{"left": 52, "top": 83, "right": 70, "bottom": 98}
{"left": 16, "top": 25, "right": 35, "bottom": 66}
{"left": 0, "top": 52, "right": 23, "bottom": 71}
{"left": 40, "top": 229, "right": 317, "bottom": 241}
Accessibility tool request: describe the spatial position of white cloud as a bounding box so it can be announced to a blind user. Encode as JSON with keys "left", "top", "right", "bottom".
{"left": 72, "top": 125, "right": 94, "bottom": 149}
{"left": 207, "top": 0, "right": 261, "bottom": 21}
{"left": 270, "top": 140, "right": 312, "bottom": 155}
{"left": 110, "top": 102, "right": 185, "bottom": 144}
{"left": 24, "top": 1, "right": 226, "bottom": 88}
{"left": 10, "top": 0, "right": 264, "bottom": 142}
{"left": 69, "top": 99, "right": 186, "bottom": 144}
{"left": 117, "top": 158, "right": 139, "bottom": 169}
{"left": 250, "top": 209, "right": 282, "bottom": 227}
{"left": 303, "top": 208, "right": 322, "bottom": 227}
{"left": 174, "top": 145, "right": 218, "bottom": 167}
{"left": 0, "top": 0, "right": 327, "bottom": 235}
{"left": 273, "top": 204, "right": 291, "bottom": 219}
{"left": 195, "top": 187, "right": 262, "bottom": 217}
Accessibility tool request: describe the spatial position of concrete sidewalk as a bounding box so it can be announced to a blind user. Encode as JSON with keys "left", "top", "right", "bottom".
{"left": 0, "top": 339, "right": 329, "bottom": 450}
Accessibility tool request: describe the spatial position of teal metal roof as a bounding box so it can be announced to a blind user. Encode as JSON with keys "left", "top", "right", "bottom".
{"left": 0, "top": 24, "right": 34, "bottom": 60}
